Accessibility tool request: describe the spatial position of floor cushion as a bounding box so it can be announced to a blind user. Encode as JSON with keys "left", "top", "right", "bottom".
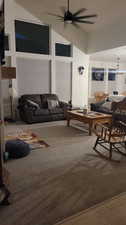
{"left": 5, "top": 139, "right": 31, "bottom": 159}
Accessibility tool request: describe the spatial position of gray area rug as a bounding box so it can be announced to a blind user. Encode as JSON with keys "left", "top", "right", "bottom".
{"left": 1, "top": 122, "right": 126, "bottom": 225}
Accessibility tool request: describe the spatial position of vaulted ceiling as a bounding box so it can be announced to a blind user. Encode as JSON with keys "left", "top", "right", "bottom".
{"left": 14, "top": 0, "right": 126, "bottom": 54}
{"left": 90, "top": 46, "right": 126, "bottom": 63}
{"left": 15, "top": 0, "right": 126, "bottom": 32}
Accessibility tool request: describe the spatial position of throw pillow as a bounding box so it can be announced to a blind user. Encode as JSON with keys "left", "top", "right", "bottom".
{"left": 102, "top": 101, "right": 112, "bottom": 110}
{"left": 95, "top": 100, "right": 106, "bottom": 107}
{"left": 48, "top": 99, "right": 59, "bottom": 109}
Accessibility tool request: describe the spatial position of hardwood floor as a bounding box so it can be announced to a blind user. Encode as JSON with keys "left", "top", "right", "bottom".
{"left": 56, "top": 192, "right": 126, "bottom": 225}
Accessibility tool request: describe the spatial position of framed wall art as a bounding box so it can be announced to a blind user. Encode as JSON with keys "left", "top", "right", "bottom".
{"left": 92, "top": 68, "right": 104, "bottom": 81}
{"left": 108, "top": 69, "right": 116, "bottom": 81}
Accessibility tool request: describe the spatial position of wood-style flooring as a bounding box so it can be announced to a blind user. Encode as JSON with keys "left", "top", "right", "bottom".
{"left": 56, "top": 193, "right": 126, "bottom": 225}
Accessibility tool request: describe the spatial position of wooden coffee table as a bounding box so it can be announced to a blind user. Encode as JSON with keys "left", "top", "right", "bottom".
{"left": 67, "top": 110, "right": 112, "bottom": 136}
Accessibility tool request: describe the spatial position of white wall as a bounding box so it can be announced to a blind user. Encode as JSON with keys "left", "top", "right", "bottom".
{"left": 72, "top": 47, "right": 89, "bottom": 107}
{"left": 89, "top": 60, "right": 126, "bottom": 97}
{"left": 4, "top": 0, "right": 90, "bottom": 119}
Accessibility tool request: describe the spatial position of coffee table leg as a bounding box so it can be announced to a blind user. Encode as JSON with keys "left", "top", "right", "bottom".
{"left": 67, "top": 118, "right": 70, "bottom": 127}
{"left": 89, "top": 122, "right": 93, "bottom": 136}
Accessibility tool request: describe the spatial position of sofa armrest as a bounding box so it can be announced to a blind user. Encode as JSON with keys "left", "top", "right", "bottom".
{"left": 18, "top": 99, "right": 39, "bottom": 111}
{"left": 90, "top": 103, "right": 97, "bottom": 111}
{"left": 26, "top": 100, "right": 40, "bottom": 110}
{"left": 59, "top": 101, "right": 69, "bottom": 109}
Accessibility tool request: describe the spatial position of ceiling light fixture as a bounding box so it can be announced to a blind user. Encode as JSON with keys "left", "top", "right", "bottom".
{"left": 116, "top": 56, "right": 123, "bottom": 74}
{"left": 47, "top": 0, "right": 97, "bottom": 28}
{"left": 116, "top": 56, "right": 126, "bottom": 74}
{"left": 116, "top": 57, "right": 120, "bottom": 73}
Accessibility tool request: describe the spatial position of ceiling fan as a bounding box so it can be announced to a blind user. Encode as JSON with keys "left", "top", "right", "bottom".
{"left": 47, "top": 0, "right": 97, "bottom": 28}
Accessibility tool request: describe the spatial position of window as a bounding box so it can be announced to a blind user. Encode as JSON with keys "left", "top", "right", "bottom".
{"left": 15, "top": 20, "right": 49, "bottom": 55}
{"left": 55, "top": 43, "right": 71, "bottom": 57}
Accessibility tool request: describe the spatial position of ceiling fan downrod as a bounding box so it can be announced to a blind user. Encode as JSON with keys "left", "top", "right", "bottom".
{"left": 68, "top": 0, "right": 70, "bottom": 11}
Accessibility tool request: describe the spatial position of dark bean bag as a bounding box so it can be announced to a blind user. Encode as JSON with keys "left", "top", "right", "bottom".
{"left": 5, "top": 139, "right": 31, "bottom": 159}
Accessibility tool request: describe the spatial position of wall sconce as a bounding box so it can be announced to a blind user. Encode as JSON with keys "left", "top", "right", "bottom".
{"left": 78, "top": 66, "right": 84, "bottom": 75}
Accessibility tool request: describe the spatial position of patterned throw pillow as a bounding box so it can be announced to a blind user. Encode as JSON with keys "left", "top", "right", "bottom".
{"left": 47, "top": 99, "right": 59, "bottom": 109}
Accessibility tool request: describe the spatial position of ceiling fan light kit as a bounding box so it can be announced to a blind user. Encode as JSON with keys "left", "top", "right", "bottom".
{"left": 48, "top": 0, "right": 97, "bottom": 28}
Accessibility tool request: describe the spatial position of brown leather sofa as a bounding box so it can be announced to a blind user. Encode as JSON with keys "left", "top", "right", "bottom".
{"left": 18, "top": 94, "right": 69, "bottom": 124}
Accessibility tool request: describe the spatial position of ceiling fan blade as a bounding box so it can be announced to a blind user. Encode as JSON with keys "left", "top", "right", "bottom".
{"left": 76, "top": 20, "right": 95, "bottom": 24}
{"left": 73, "top": 8, "right": 87, "bottom": 17}
{"left": 76, "top": 14, "right": 97, "bottom": 20}
{"left": 47, "top": 13, "right": 64, "bottom": 19}
{"left": 60, "top": 6, "right": 66, "bottom": 15}
{"left": 68, "top": 0, "right": 70, "bottom": 11}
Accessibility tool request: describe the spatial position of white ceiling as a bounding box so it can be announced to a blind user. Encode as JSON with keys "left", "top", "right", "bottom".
{"left": 15, "top": 0, "right": 126, "bottom": 33}
{"left": 90, "top": 46, "right": 126, "bottom": 63}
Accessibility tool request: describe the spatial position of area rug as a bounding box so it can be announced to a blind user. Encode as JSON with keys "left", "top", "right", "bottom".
{"left": 1, "top": 124, "right": 126, "bottom": 225}
{"left": 5, "top": 130, "right": 49, "bottom": 150}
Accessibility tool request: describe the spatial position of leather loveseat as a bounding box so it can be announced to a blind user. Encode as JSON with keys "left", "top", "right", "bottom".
{"left": 18, "top": 94, "right": 69, "bottom": 124}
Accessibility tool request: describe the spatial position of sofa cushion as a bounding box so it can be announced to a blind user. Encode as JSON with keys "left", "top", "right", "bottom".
{"left": 101, "top": 101, "right": 112, "bottom": 111}
{"left": 90, "top": 100, "right": 106, "bottom": 111}
{"left": 49, "top": 108, "right": 64, "bottom": 114}
{"left": 98, "top": 105, "right": 112, "bottom": 114}
{"left": 52, "top": 114, "right": 65, "bottom": 121}
{"left": 41, "top": 94, "right": 59, "bottom": 109}
{"left": 47, "top": 99, "right": 59, "bottom": 109}
{"left": 34, "top": 109, "right": 50, "bottom": 116}
{"left": 41, "top": 100, "right": 48, "bottom": 109}
{"left": 94, "top": 100, "right": 106, "bottom": 107}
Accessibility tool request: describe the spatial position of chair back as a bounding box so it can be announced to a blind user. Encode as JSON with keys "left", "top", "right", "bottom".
{"left": 93, "top": 99, "right": 126, "bottom": 161}
{"left": 111, "top": 100, "right": 126, "bottom": 127}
